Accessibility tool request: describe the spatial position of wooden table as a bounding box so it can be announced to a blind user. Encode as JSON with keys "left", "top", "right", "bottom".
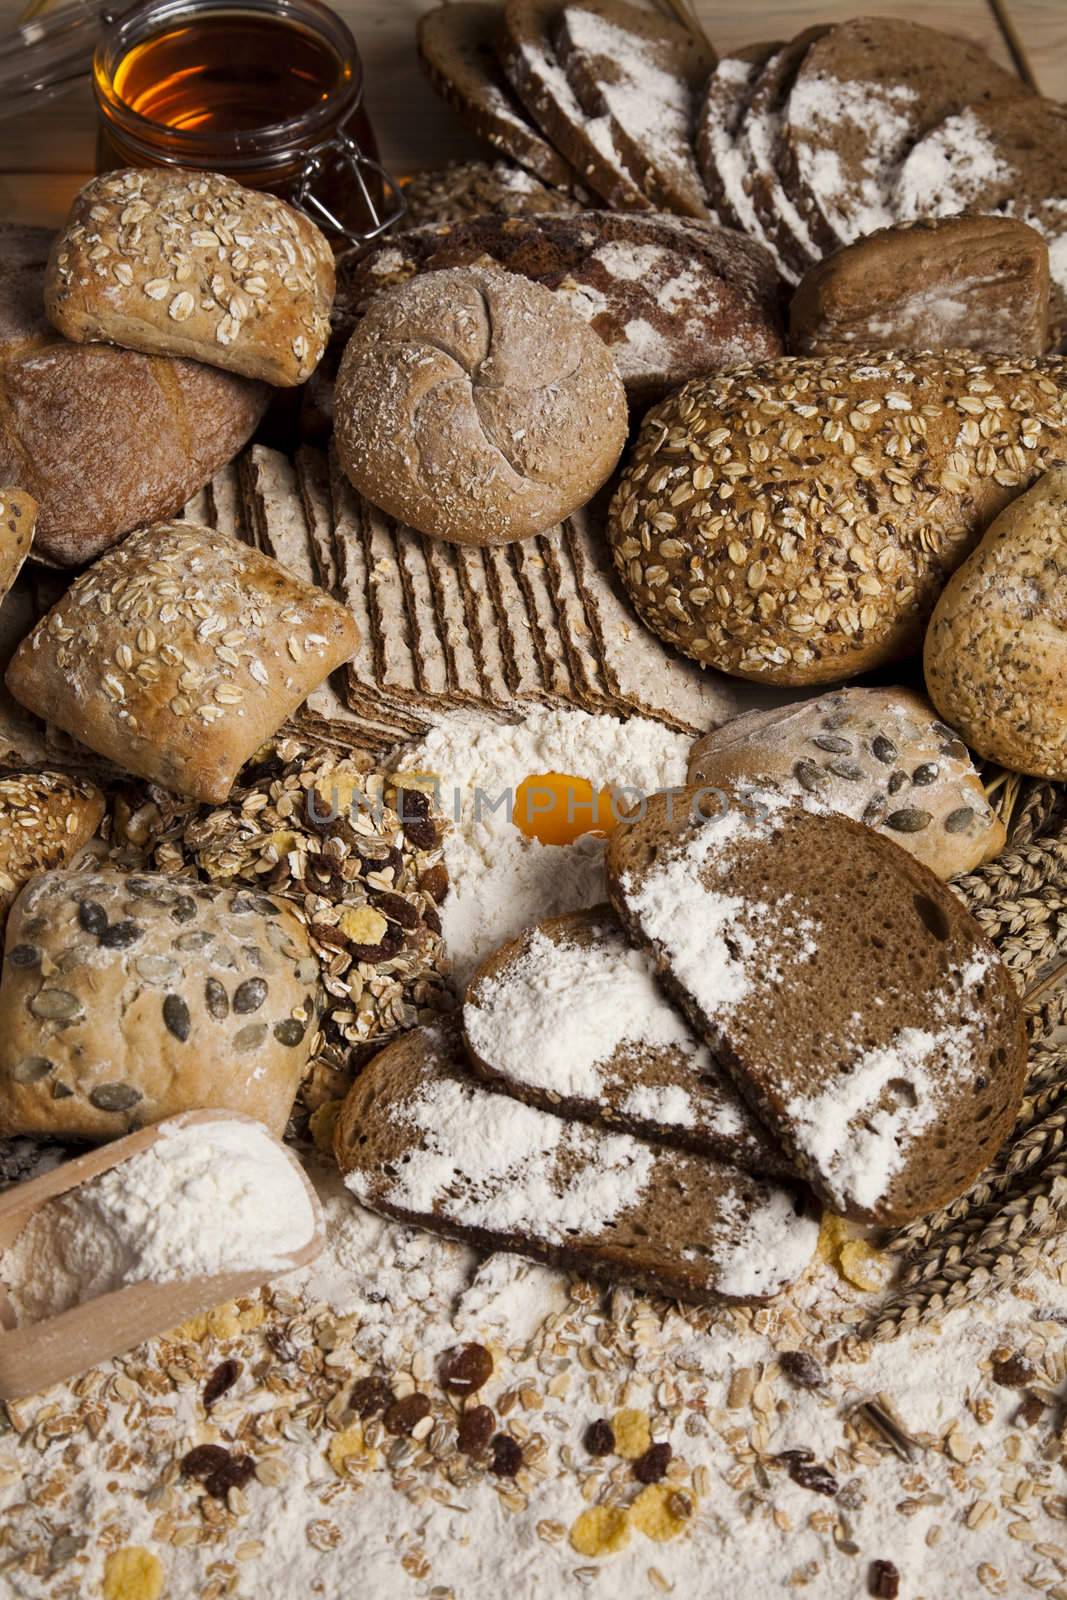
{"left": 0, "top": 0, "right": 1063, "bottom": 228}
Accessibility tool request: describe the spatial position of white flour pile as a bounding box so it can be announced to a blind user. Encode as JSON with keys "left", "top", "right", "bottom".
{"left": 397, "top": 705, "right": 691, "bottom": 985}
{"left": 1, "top": 1120, "right": 316, "bottom": 1325}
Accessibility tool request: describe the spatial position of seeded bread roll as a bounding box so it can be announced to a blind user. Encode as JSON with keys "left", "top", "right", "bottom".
{"left": 606, "top": 790, "right": 1027, "bottom": 1227}
{"left": 609, "top": 352, "right": 1067, "bottom": 686}
{"left": 334, "top": 265, "right": 627, "bottom": 545}
{"left": 790, "top": 215, "right": 1051, "bottom": 358}
{"left": 0, "top": 868, "right": 319, "bottom": 1140}
{"left": 0, "top": 489, "right": 36, "bottom": 602}
{"left": 5, "top": 521, "right": 360, "bottom": 803}
{"left": 0, "top": 773, "right": 105, "bottom": 934}
{"left": 463, "top": 906, "right": 793, "bottom": 1175}
{"left": 45, "top": 169, "right": 335, "bottom": 387}
{"left": 0, "top": 223, "right": 267, "bottom": 567}
{"left": 335, "top": 1020, "right": 820, "bottom": 1304}
{"left": 924, "top": 469, "right": 1067, "bottom": 780}
{"left": 688, "top": 687, "right": 1005, "bottom": 878}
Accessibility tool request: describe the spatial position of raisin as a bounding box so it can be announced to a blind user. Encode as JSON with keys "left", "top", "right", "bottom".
{"left": 457, "top": 1405, "right": 495, "bottom": 1456}
{"left": 489, "top": 1433, "right": 523, "bottom": 1478}
{"left": 869, "top": 1560, "right": 900, "bottom": 1598}
{"left": 423, "top": 905, "right": 442, "bottom": 936}
{"left": 204, "top": 1454, "right": 256, "bottom": 1499}
{"left": 396, "top": 787, "right": 430, "bottom": 821}
{"left": 1015, "top": 1394, "right": 1048, "bottom": 1427}
{"left": 384, "top": 1393, "right": 431, "bottom": 1436}
{"left": 351, "top": 1375, "right": 394, "bottom": 1418}
{"left": 991, "top": 1354, "right": 1034, "bottom": 1388}
{"left": 784, "top": 1456, "right": 838, "bottom": 1496}
{"left": 203, "top": 1359, "right": 241, "bottom": 1409}
{"left": 779, "top": 1351, "right": 826, "bottom": 1389}
{"left": 402, "top": 815, "right": 438, "bottom": 851}
{"left": 584, "top": 1418, "right": 615, "bottom": 1457}
{"left": 419, "top": 864, "right": 449, "bottom": 905}
{"left": 439, "top": 1343, "right": 493, "bottom": 1396}
{"left": 633, "top": 1443, "right": 672, "bottom": 1484}
{"left": 373, "top": 891, "right": 419, "bottom": 931}
{"left": 181, "top": 1445, "right": 231, "bottom": 1481}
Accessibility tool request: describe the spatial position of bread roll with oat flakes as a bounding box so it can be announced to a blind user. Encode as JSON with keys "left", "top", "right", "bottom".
{"left": 609, "top": 352, "right": 1067, "bottom": 686}
{"left": 0, "top": 868, "right": 318, "bottom": 1140}
{"left": 45, "top": 168, "right": 335, "bottom": 387}
{"left": 0, "top": 488, "right": 36, "bottom": 602}
{"left": 0, "top": 772, "right": 104, "bottom": 934}
{"left": 334, "top": 265, "right": 627, "bottom": 545}
{"left": 5, "top": 521, "right": 360, "bottom": 803}
{"left": 924, "top": 468, "right": 1067, "bottom": 780}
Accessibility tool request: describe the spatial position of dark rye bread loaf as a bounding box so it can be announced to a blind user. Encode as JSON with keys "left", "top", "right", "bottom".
{"left": 779, "top": 18, "right": 1023, "bottom": 254}
{"left": 606, "top": 789, "right": 1027, "bottom": 1227}
{"left": 498, "top": 0, "right": 651, "bottom": 210}
{"left": 790, "top": 214, "right": 1051, "bottom": 358}
{"left": 417, "top": 3, "right": 576, "bottom": 190}
{"left": 553, "top": 0, "right": 714, "bottom": 220}
{"left": 335, "top": 1020, "right": 820, "bottom": 1304}
{"left": 895, "top": 97, "right": 1067, "bottom": 340}
{"left": 0, "top": 225, "right": 267, "bottom": 567}
{"left": 337, "top": 210, "right": 785, "bottom": 406}
{"left": 463, "top": 905, "right": 793, "bottom": 1175}
{"left": 608, "top": 352, "right": 1067, "bottom": 686}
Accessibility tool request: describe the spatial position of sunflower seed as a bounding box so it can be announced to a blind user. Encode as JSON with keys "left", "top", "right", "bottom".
{"left": 100, "top": 920, "right": 142, "bottom": 950}
{"left": 862, "top": 796, "right": 887, "bottom": 828}
{"left": 274, "top": 1018, "right": 306, "bottom": 1047}
{"left": 89, "top": 1082, "right": 143, "bottom": 1113}
{"left": 887, "top": 770, "right": 908, "bottom": 795}
{"left": 51, "top": 1080, "right": 74, "bottom": 1100}
{"left": 911, "top": 764, "right": 939, "bottom": 786}
{"left": 29, "top": 990, "right": 83, "bottom": 1022}
{"left": 794, "top": 760, "right": 827, "bottom": 793}
{"left": 886, "top": 808, "right": 933, "bottom": 833}
{"left": 233, "top": 978, "right": 268, "bottom": 1014}
{"left": 163, "top": 994, "right": 192, "bottom": 1041}
{"left": 811, "top": 735, "right": 852, "bottom": 754}
{"left": 828, "top": 760, "right": 863, "bottom": 782}
{"left": 871, "top": 735, "right": 897, "bottom": 765}
{"left": 205, "top": 978, "right": 229, "bottom": 1019}
{"left": 78, "top": 901, "right": 108, "bottom": 936}
{"left": 175, "top": 930, "right": 213, "bottom": 952}
{"left": 12, "top": 1056, "right": 53, "bottom": 1084}
{"left": 171, "top": 896, "right": 197, "bottom": 924}
{"left": 233, "top": 1022, "right": 269, "bottom": 1053}
{"left": 944, "top": 807, "right": 976, "bottom": 834}
{"left": 8, "top": 945, "right": 40, "bottom": 968}
{"left": 136, "top": 955, "right": 182, "bottom": 986}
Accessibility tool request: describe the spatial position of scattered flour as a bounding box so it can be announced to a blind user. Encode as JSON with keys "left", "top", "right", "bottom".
{"left": 397, "top": 705, "right": 690, "bottom": 986}
{"left": 1, "top": 1120, "right": 316, "bottom": 1325}
{"left": 789, "top": 74, "right": 918, "bottom": 240}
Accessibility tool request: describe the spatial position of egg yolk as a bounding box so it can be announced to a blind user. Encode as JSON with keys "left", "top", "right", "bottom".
{"left": 513, "top": 772, "right": 618, "bottom": 846}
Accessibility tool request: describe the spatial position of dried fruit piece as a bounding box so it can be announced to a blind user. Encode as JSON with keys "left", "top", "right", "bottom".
{"left": 102, "top": 1546, "right": 165, "bottom": 1600}
{"left": 779, "top": 1350, "right": 826, "bottom": 1389}
{"left": 584, "top": 1418, "right": 616, "bottom": 1457}
{"left": 869, "top": 1559, "right": 900, "bottom": 1598}
{"left": 439, "top": 1342, "right": 493, "bottom": 1396}
{"left": 630, "top": 1483, "right": 692, "bottom": 1541}
{"left": 457, "top": 1404, "right": 495, "bottom": 1456}
{"left": 203, "top": 1358, "right": 241, "bottom": 1409}
{"left": 779, "top": 1451, "right": 838, "bottom": 1495}
{"left": 351, "top": 1375, "right": 393, "bottom": 1418}
{"left": 384, "top": 1393, "right": 431, "bottom": 1436}
{"left": 569, "top": 1505, "right": 631, "bottom": 1558}
{"left": 612, "top": 1408, "right": 652, "bottom": 1460}
{"left": 633, "top": 1442, "right": 672, "bottom": 1484}
{"left": 489, "top": 1433, "right": 523, "bottom": 1477}
{"left": 991, "top": 1354, "right": 1034, "bottom": 1388}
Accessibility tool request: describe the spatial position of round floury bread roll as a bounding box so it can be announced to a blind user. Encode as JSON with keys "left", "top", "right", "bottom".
{"left": 45, "top": 168, "right": 335, "bottom": 387}
{"left": 925, "top": 468, "right": 1067, "bottom": 780}
{"left": 609, "top": 352, "right": 1067, "bottom": 686}
{"left": 333, "top": 265, "right": 627, "bottom": 545}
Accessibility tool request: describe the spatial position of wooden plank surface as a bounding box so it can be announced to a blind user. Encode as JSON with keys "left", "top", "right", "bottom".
{"left": 0, "top": 0, "right": 1060, "bottom": 227}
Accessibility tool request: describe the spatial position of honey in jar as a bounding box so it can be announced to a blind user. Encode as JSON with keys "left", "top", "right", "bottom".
{"left": 93, "top": 0, "right": 398, "bottom": 245}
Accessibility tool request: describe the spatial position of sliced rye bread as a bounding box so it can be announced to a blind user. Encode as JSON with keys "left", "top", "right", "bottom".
{"left": 417, "top": 3, "right": 576, "bottom": 190}
{"left": 497, "top": 0, "right": 651, "bottom": 210}
{"left": 463, "top": 904, "right": 794, "bottom": 1175}
{"left": 553, "top": 0, "right": 713, "bottom": 220}
{"left": 605, "top": 789, "right": 1027, "bottom": 1227}
{"left": 335, "top": 1019, "right": 820, "bottom": 1304}
{"left": 695, "top": 43, "right": 785, "bottom": 262}
{"left": 789, "top": 213, "right": 1051, "bottom": 358}
{"left": 779, "top": 17, "right": 1023, "bottom": 254}
{"left": 336, "top": 210, "right": 784, "bottom": 408}
{"left": 894, "top": 96, "right": 1067, "bottom": 339}
{"left": 742, "top": 30, "right": 828, "bottom": 281}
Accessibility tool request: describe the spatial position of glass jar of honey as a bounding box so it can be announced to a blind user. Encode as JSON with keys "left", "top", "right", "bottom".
{"left": 92, "top": 0, "right": 403, "bottom": 245}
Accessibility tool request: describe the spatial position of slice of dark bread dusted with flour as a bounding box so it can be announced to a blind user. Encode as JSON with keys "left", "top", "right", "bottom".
{"left": 606, "top": 790, "right": 1026, "bottom": 1227}
{"left": 696, "top": 43, "right": 782, "bottom": 246}
{"left": 553, "top": 0, "right": 714, "bottom": 219}
{"left": 463, "top": 905, "right": 794, "bottom": 1176}
{"left": 742, "top": 29, "right": 828, "bottom": 281}
{"left": 336, "top": 1020, "right": 820, "bottom": 1304}
{"left": 780, "top": 17, "right": 1023, "bottom": 253}
{"left": 417, "top": 4, "right": 576, "bottom": 190}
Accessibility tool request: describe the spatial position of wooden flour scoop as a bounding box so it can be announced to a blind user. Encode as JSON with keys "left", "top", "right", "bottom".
{"left": 0, "top": 1109, "right": 323, "bottom": 1400}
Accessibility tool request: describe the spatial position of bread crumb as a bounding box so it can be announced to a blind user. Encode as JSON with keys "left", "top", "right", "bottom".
{"left": 570, "top": 1505, "right": 631, "bottom": 1556}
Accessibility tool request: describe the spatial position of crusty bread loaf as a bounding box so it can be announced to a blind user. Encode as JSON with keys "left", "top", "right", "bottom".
{"left": 417, "top": 3, "right": 576, "bottom": 189}
{"left": 5, "top": 520, "right": 360, "bottom": 802}
{"left": 0, "top": 488, "right": 36, "bottom": 603}
{"left": 688, "top": 687, "right": 1005, "bottom": 878}
{"left": 606, "top": 789, "right": 1027, "bottom": 1227}
{"left": 334, "top": 265, "right": 626, "bottom": 545}
{"left": 338, "top": 210, "right": 784, "bottom": 406}
{"left": 463, "top": 905, "right": 793, "bottom": 1174}
{"left": 924, "top": 468, "right": 1067, "bottom": 780}
{"left": 335, "top": 1019, "right": 820, "bottom": 1304}
{"left": 46, "top": 169, "right": 335, "bottom": 387}
{"left": 791, "top": 215, "right": 1050, "bottom": 357}
{"left": 0, "top": 868, "right": 318, "bottom": 1140}
{"left": 609, "top": 352, "right": 1067, "bottom": 686}
{"left": 553, "top": 0, "right": 713, "bottom": 220}
{"left": 0, "top": 772, "right": 104, "bottom": 933}
{"left": 0, "top": 223, "right": 267, "bottom": 567}
{"left": 779, "top": 17, "right": 1022, "bottom": 253}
